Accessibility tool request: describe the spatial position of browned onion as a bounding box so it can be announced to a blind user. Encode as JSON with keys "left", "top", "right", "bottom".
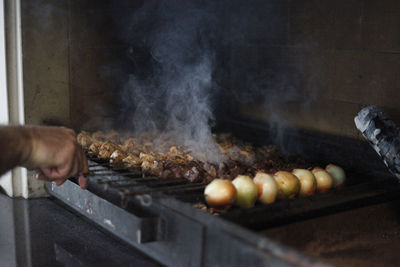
{"left": 312, "top": 167, "right": 333, "bottom": 192}
{"left": 274, "top": 171, "right": 300, "bottom": 199}
{"left": 204, "top": 179, "right": 236, "bottom": 207}
{"left": 292, "top": 169, "right": 317, "bottom": 197}
{"left": 253, "top": 172, "right": 278, "bottom": 204}
{"left": 232, "top": 175, "right": 258, "bottom": 208}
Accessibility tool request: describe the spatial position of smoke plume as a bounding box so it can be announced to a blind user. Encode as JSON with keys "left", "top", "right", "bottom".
{"left": 110, "top": 0, "right": 314, "bottom": 159}
{"left": 115, "top": 1, "right": 226, "bottom": 163}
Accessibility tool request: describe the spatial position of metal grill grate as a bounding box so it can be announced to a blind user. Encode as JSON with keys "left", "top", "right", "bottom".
{"left": 46, "top": 124, "right": 400, "bottom": 266}
{"left": 83, "top": 152, "right": 400, "bottom": 230}
{"left": 85, "top": 154, "right": 207, "bottom": 206}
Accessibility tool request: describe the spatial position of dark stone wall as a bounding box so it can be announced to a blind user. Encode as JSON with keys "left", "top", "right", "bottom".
{"left": 21, "top": 0, "right": 400, "bottom": 138}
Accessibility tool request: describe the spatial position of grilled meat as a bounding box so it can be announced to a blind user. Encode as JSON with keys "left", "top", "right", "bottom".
{"left": 77, "top": 131, "right": 93, "bottom": 149}
{"left": 89, "top": 142, "right": 102, "bottom": 154}
{"left": 98, "top": 141, "right": 119, "bottom": 158}
{"left": 80, "top": 131, "right": 309, "bottom": 183}
{"left": 110, "top": 150, "right": 126, "bottom": 163}
{"left": 120, "top": 138, "right": 137, "bottom": 154}
{"left": 122, "top": 154, "right": 142, "bottom": 167}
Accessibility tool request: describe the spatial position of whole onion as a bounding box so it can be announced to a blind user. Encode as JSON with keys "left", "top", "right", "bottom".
{"left": 274, "top": 171, "right": 300, "bottom": 199}
{"left": 312, "top": 167, "right": 333, "bottom": 192}
{"left": 326, "top": 164, "right": 346, "bottom": 187}
{"left": 204, "top": 179, "right": 236, "bottom": 208}
{"left": 232, "top": 175, "right": 258, "bottom": 208}
{"left": 253, "top": 172, "right": 278, "bottom": 204}
{"left": 292, "top": 169, "right": 317, "bottom": 197}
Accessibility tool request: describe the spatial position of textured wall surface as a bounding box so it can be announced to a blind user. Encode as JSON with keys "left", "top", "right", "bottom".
{"left": 21, "top": 0, "right": 114, "bottom": 129}
{"left": 20, "top": 0, "right": 400, "bottom": 138}
{"left": 21, "top": 0, "right": 70, "bottom": 126}
{"left": 229, "top": 0, "right": 400, "bottom": 139}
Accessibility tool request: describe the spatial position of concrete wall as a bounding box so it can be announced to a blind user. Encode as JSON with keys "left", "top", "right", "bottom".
{"left": 21, "top": 0, "right": 70, "bottom": 126}
{"left": 21, "top": 0, "right": 114, "bottom": 130}
{"left": 20, "top": 0, "right": 400, "bottom": 139}
{"left": 228, "top": 0, "right": 400, "bottom": 139}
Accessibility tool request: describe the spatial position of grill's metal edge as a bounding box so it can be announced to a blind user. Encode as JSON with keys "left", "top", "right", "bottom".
{"left": 46, "top": 180, "right": 325, "bottom": 267}
{"left": 45, "top": 180, "right": 179, "bottom": 266}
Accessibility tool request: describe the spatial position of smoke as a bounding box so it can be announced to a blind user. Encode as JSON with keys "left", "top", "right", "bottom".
{"left": 114, "top": 1, "right": 226, "bottom": 163}
{"left": 109, "top": 0, "right": 316, "bottom": 160}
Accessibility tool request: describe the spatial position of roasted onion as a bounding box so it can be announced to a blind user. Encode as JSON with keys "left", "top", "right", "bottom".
{"left": 274, "top": 171, "right": 300, "bottom": 199}
{"left": 253, "top": 172, "right": 278, "bottom": 204}
{"left": 232, "top": 175, "right": 258, "bottom": 208}
{"left": 292, "top": 169, "right": 317, "bottom": 197}
{"left": 312, "top": 167, "right": 333, "bottom": 192}
{"left": 326, "top": 164, "right": 346, "bottom": 187}
{"left": 204, "top": 179, "right": 236, "bottom": 207}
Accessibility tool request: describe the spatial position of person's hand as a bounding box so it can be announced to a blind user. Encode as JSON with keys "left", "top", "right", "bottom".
{"left": 22, "top": 126, "right": 89, "bottom": 189}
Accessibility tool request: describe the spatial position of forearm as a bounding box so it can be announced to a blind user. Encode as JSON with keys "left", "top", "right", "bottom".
{"left": 0, "top": 126, "right": 32, "bottom": 176}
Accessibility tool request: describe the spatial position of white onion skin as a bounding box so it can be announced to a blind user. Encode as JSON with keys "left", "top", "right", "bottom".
{"left": 253, "top": 172, "right": 278, "bottom": 204}
{"left": 274, "top": 171, "right": 300, "bottom": 199}
{"left": 312, "top": 167, "right": 333, "bottom": 192}
{"left": 204, "top": 179, "right": 236, "bottom": 207}
{"left": 232, "top": 175, "right": 258, "bottom": 208}
{"left": 292, "top": 169, "right": 317, "bottom": 197}
{"left": 326, "top": 164, "right": 346, "bottom": 187}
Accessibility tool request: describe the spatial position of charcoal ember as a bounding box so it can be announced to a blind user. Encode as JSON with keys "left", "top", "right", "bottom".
{"left": 355, "top": 105, "right": 400, "bottom": 180}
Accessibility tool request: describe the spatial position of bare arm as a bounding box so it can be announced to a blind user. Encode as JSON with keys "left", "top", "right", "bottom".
{"left": 0, "top": 125, "right": 89, "bottom": 189}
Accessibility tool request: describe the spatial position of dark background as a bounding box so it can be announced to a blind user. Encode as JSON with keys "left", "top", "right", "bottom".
{"left": 21, "top": 0, "right": 400, "bottom": 139}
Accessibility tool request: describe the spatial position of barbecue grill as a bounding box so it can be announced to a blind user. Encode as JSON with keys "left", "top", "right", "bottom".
{"left": 2, "top": 0, "right": 400, "bottom": 265}
{"left": 46, "top": 120, "right": 400, "bottom": 266}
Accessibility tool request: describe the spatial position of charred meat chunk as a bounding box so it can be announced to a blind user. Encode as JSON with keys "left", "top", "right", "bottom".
{"left": 98, "top": 141, "right": 119, "bottom": 158}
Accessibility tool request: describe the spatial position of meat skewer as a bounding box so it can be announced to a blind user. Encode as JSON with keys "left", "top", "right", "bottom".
{"left": 78, "top": 130, "right": 309, "bottom": 182}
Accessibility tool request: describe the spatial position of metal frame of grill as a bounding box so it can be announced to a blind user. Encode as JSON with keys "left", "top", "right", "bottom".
{"left": 46, "top": 120, "right": 400, "bottom": 266}
{"left": 47, "top": 159, "right": 323, "bottom": 266}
